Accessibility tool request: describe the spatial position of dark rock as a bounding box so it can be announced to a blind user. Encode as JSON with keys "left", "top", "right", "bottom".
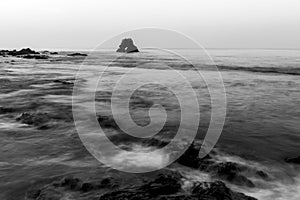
{"left": 67, "top": 53, "right": 88, "bottom": 57}
{"left": 191, "top": 181, "right": 257, "bottom": 200}
{"left": 7, "top": 48, "right": 40, "bottom": 56}
{"left": 256, "top": 170, "right": 269, "bottom": 179}
{"left": 26, "top": 189, "right": 41, "bottom": 199}
{"left": 80, "top": 182, "right": 95, "bottom": 192}
{"left": 50, "top": 52, "right": 58, "bottom": 55}
{"left": 53, "top": 79, "right": 74, "bottom": 85}
{"left": 26, "top": 170, "right": 256, "bottom": 200}
{"left": 207, "top": 162, "right": 255, "bottom": 188}
{"left": 0, "top": 107, "right": 15, "bottom": 114}
{"left": 285, "top": 156, "right": 300, "bottom": 164}
{"left": 99, "top": 177, "right": 118, "bottom": 188}
{"left": 16, "top": 112, "right": 50, "bottom": 128}
{"left": 116, "top": 38, "right": 139, "bottom": 53}
{"left": 99, "top": 172, "right": 256, "bottom": 200}
{"left": 22, "top": 54, "right": 49, "bottom": 59}
{"left": 176, "top": 142, "right": 261, "bottom": 188}
{"left": 177, "top": 142, "right": 213, "bottom": 169}
{"left": 139, "top": 172, "right": 182, "bottom": 196}
{"left": 98, "top": 115, "right": 119, "bottom": 129}
{"left": 60, "top": 177, "right": 81, "bottom": 190}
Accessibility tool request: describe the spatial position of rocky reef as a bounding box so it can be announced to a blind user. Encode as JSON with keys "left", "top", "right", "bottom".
{"left": 26, "top": 169, "right": 257, "bottom": 200}
{"left": 0, "top": 48, "right": 48, "bottom": 59}
{"left": 116, "top": 38, "right": 139, "bottom": 53}
{"left": 0, "top": 47, "right": 88, "bottom": 60}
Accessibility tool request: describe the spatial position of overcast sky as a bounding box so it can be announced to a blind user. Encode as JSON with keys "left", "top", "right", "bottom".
{"left": 1, "top": 0, "right": 299, "bottom": 50}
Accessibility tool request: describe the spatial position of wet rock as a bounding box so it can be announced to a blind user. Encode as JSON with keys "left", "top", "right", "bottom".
{"left": 116, "top": 38, "right": 139, "bottom": 53}
{"left": 26, "top": 189, "right": 41, "bottom": 199}
{"left": 0, "top": 107, "right": 15, "bottom": 114}
{"left": 7, "top": 48, "right": 40, "bottom": 56}
{"left": 256, "top": 170, "right": 269, "bottom": 179}
{"left": 176, "top": 142, "right": 263, "bottom": 188}
{"left": 22, "top": 54, "right": 49, "bottom": 59}
{"left": 207, "top": 162, "right": 255, "bottom": 188}
{"left": 99, "top": 171, "right": 256, "bottom": 200}
{"left": 16, "top": 112, "right": 50, "bottom": 128}
{"left": 80, "top": 182, "right": 95, "bottom": 192}
{"left": 99, "top": 171, "right": 182, "bottom": 200}
{"left": 59, "top": 177, "right": 82, "bottom": 190}
{"left": 53, "top": 79, "right": 74, "bottom": 85}
{"left": 177, "top": 142, "right": 213, "bottom": 169}
{"left": 0, "top": 50, "right": 9, "bottom": 56}
{"left": 26, "top": 170, "right": 256, "bottom": 200}
{"left": 80, "top": 177, "right": 118, "bottom": 192}
{"left": 50, "top": 52, "right": 58, "bottom": 55}
{"left": 67, "top": 53, "right": 88, "bottom": 57}
{"left": 191, "top": 181, "right": 257, "bottom": 200}
{"left": 285, "top": 156, "right": 300, "bottom": 164}
{"left": 140, "top": 172, "right": 182, "bottom": 196}
{"left": 98, "top": 115, "right": 119, "bottom": 129}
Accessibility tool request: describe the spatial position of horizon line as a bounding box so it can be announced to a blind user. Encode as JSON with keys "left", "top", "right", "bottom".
{"left": 1, "top": 47, "right": 300, "bottom": 51}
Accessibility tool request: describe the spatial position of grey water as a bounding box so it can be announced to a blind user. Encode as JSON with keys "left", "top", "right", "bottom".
{"left": 0, "top": 49, "right": 299, "bottom": 199}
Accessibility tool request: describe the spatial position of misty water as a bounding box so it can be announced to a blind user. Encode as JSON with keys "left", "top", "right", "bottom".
{"left": 0, "top": 49, "right": 299, "bottom": 199}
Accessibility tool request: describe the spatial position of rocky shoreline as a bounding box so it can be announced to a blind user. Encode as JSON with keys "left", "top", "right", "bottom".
{"left": 0, "top": 48, "right": 87, "bottom": 60}
{"left": 26, "top": 169, "right": 257, "bottom": 200}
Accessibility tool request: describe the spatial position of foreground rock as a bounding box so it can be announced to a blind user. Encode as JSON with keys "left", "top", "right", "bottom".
{"left": 116, "top": 38, "right": 139, "bottom": 53}
{"left": 26, "top": 170, "right": 256, "bottom": 200}
{"left": 177, "top": 141, "right": 269, "bottom": 188}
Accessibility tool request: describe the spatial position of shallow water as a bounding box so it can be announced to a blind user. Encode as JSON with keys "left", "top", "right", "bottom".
{"left": 0, "top": 49, "right": 299, "bottom": 199}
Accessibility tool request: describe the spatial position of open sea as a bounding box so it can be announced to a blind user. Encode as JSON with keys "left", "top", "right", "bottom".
{"left": 0, "top": 49, "right": 299, "bottom": 200}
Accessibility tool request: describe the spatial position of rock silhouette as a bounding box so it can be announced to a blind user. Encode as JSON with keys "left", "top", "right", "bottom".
{"left": 116, "top": 38, "right": 139, "bottom": 53}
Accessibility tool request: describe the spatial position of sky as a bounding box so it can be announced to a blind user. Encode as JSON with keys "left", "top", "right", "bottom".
{"left": 0, "top": 0, "right": 300, "bottom": 50}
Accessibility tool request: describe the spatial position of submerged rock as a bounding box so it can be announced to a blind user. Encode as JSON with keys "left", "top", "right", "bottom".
{"left": 116, "top": 38, "right": 139, "bottom": 53}
{"left": 67, "top": 53, "right": 88, "bottom": 57}
{"left": 22, "top": 54, "right": 49, "bottom": 59}
{"left": 285, "top": 156, "right": 300, "bottom": 164}
{"left": 98, "top": 115, "right": 119, "bottom": 129}
{"left": 0, "top": 107, "right": 15, "bottom": 114}
{"left": 16, "top": 112, "right": 50, "bottom": 129}
{"left": 53, "top": 79, "right": 74, "bottom": 85}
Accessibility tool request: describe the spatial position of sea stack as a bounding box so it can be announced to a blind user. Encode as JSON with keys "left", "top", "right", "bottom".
{"left": 116, "top": 38, "right": 139, "bottom": 53}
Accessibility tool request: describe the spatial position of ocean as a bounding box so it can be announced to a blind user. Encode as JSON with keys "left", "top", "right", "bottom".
{"left": 0, "top": 49, "right": 299, "bottom": 199}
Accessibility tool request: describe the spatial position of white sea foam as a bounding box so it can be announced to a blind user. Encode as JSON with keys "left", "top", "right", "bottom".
{"left": 240, "top": 175, "right": 300, "bottom": 200}
{"left": 106, "top": 144, "right": 170, "bottom": 170}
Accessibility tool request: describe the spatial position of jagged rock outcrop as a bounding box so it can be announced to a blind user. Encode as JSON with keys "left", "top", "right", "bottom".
{"left": 176, "top": 141, "right": 269, "bottom": 188}
{"left": 7, "top": 48, "right": 40, "bottom": 56}
{"left": 116, "top": 38, "right": 139, "bottom": 53}
{"left": 26, "top": 170, "right": 257, "bottom": 200}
